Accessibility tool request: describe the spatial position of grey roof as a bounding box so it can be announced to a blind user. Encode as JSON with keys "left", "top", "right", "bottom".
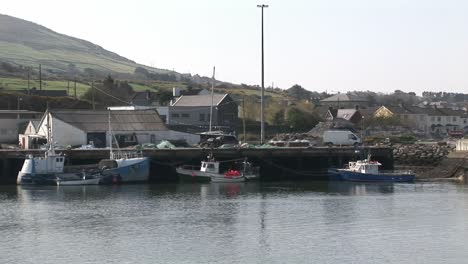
{"left": 31, "top": 120, "right": 40, "bottom": 128}
{"left": 382, "top": 105, "right": 467, "bottom": 117}
{"left": 335, "top": 109, "right": 358, "bottom": 120}
{"left": 172, "top": 94, "right": 228, "bottom": 107}
{"left": 358, "top": 106, "right": 379, "bottom": 118}
{"left": 50, "top": 109, "right": 167, "bottom": 132}
{"left": 320, "top": 93, "right": 367, "bottom": 102}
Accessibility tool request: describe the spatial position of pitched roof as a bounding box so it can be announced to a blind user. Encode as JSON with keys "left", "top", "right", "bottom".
{"left": 131, "top": 91, "right": 155, "bottom": 101}
{"left": 50, "top": 109, "right": 167, "bottom": 132}
{"left": 172, "top": 94, "right": 229, "bottom": 107}
{"left": 335, "top": 109, "right": 359, "bottom": 120}
{"left": 320, "top": 93, "right": 367, "bottom": 102}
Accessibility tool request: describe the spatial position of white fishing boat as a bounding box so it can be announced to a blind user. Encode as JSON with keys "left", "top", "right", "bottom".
{"left": 17, "top": 110, "right": 150, "bottom": 185}
{"left": 176, "top": 154, "right": 260, "bottom": 183}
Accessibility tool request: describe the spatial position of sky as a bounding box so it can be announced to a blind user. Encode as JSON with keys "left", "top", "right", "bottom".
{"left": 3, "top": 0, "right": 468, "bottom": 94}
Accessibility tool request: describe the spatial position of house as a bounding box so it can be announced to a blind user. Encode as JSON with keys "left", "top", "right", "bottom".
{"left": 169, "top": 94, "right": 238, "bottom": 131}
{"left": 320, "top": 93, "right": 369, "bottom": 108}
{"left": 18, "top": 120, "right": 41, "bottom": 149}
{"left": 324, "top": 107, "right": 363, "bottom": 124}
{"left": 374, "top": 105, "right": 468, "bottom": 136}
{"left": 0, "top": 110, "right": 41, "bottom": 144}
{"left": 22, "top": 109, "right": 199, "bottom": 148}
{"left": 130, "top": 90, "right": 157, "bottom": 106}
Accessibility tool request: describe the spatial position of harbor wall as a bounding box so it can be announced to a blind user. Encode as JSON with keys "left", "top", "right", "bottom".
{"left": 0, "top": 147, "right": 394, "bottom": 184}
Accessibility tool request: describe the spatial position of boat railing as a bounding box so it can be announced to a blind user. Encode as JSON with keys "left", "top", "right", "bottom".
{"left": 110, "top": 151, "right": 143, "bottom": 160}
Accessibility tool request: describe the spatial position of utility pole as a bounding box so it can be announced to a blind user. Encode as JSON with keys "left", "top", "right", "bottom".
{"left": 27, "top": 67, "right": 30, "bottom": 90}
{"left": 74, "top": 78, "right": 77, "bottom": 99}
{"left": 92, "top": 80, "right": 95, "bottom": 110}
{"left": 257, "top": 4, "right": 268, "bottom": 144}
{"left": 209, "top": 66, "right": 215, "bottom": 132}
{"left": 39, "top": 64, "right": 42, "bottom": 90}
{"left": 242, "top": 96, "right": 246, "bottom": 143}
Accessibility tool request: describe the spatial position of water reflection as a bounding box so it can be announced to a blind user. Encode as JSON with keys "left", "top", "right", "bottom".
{"left": 1, "top": 181, "right": 468, "bottom": 264}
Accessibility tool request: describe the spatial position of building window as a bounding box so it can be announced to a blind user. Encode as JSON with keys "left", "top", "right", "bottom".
{"left": 437, "top": 117, "right": 441, "bottom": 122}
{"left": 464, "top": 119, "right": 467, "bottom": 124}
{"left": 453, "top": 117, "right": 457, "bottom": 122}
{"left": 431, "top": 116, "right": 435, "bottom": 122}
{"left": 182, "top": 113, "right": 189, "bottom": 118}
{"left": 199, "top": 113, "right": 205, "bottom": 121}
{"left": 446, "top": 117, "right": 450, "bottom": 122}
{"left": 172, "top": 113, "right": 179, "bottom": 118}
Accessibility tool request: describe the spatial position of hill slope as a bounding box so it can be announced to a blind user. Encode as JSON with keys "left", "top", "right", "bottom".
{"left": 0, "top": 14, "right": 166, "bottom": 75}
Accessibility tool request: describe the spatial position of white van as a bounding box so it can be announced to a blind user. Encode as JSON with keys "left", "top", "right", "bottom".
{"left": 323, "top": 130, "right": 361, "bottom": 146}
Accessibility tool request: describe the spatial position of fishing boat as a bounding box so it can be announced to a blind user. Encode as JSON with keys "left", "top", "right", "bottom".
{"left": 328, "top": 155, "right": 415, "bottom": 182}
{"left": 17, "top": 110, "right": 150, "bottom": 185}
{"left": 176, "top": 154, "right": 260, "bottom": 183}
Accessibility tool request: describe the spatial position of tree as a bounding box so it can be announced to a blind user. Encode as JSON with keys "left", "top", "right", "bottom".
{"left": 286, "top": 107, "right": 319, "bottom": 132}
{"left": 286, "top": 84, "right": 312, "bottom": 100}
{"left": 272, "top": 109, "right": 285, "bottom": 125}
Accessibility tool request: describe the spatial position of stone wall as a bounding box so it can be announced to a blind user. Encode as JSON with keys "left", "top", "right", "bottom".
{"left": 393, "top": 143, "right": 454, "bottom": 166}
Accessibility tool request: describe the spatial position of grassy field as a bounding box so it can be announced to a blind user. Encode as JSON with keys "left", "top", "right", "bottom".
{"left": 0, "top": 76, "right": 286, "bottom": 101}
{"left": 0, "top": 77, "right": 91, "bottom": 97}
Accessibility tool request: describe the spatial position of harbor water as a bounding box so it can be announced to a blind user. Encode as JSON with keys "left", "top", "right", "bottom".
{"left": 1, "top": 180, "right": 468, "bottom": 263}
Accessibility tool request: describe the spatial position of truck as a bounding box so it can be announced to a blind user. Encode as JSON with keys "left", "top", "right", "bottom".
{"left": 322, "top": 130, "right": 361, "bottom": 146}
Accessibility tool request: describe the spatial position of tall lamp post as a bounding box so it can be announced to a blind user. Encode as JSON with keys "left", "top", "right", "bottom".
{"left": 257, "top": 4, "right": 268, "bottom": 144}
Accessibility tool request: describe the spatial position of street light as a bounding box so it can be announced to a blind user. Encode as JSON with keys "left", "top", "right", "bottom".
{"left": 257, "top": 4, "right": 268, "bottom": 144}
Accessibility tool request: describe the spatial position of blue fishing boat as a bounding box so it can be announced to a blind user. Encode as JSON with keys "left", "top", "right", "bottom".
{"left": 328, "top": 155, "right": 415, "bottom": 182}
{"left": 17, "top": 110, "right": 149, "bottom": 185}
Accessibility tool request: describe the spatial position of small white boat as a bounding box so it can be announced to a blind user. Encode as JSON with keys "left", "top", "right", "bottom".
{"left": 57, "top": 174, "right": 101, "bottom": 186}
{"left": 176, "top": 154, "right": 260, "bottom": 183}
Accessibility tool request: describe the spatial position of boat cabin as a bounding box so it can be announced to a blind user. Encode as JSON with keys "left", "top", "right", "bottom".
{"left": 200, "top": 160, "right": 220, "bottom": 174}
{"left": 347, "top": 160, "right": 381, "bottom": 175}
{"left": 20, "top": 152, "right": 65, "bottom": 174}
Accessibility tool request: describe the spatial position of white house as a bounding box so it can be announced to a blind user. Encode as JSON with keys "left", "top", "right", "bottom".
{"left": 22, "top": 109, "right": 199, "bottom": 149}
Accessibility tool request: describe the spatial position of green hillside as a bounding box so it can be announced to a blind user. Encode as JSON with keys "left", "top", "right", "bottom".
{"left": 0, "top": 14, "right": 168, "bottom": 75}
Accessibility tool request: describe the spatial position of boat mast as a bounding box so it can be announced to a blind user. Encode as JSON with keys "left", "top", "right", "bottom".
{"left": 108, "top": 109, "right": 113, "bottom": 159}
{"left": 46, "top": 108, "right": 55, "bottom": 156}
{"left": 209, "top": 66, "right": 215, "bottom": 132}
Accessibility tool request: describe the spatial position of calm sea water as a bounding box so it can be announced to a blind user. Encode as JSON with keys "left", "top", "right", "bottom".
{"left": 1, "top": 180, "right": 468, "bottom": 264}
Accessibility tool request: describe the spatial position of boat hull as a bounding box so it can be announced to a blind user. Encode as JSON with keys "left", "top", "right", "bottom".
{"left": 176, "top": 167, "right": 253, "bottom": 183}
{"left": 57, "top": 177, "right": 100, "bottom": 186}
{"left": 100, "top": 157, "right": 150, "bottom": 184}
{"left": 329, "top": 169, "right": 415, "bottom": 182}
{"left": 18, "top": 157, "right": 150, "bottom": 185}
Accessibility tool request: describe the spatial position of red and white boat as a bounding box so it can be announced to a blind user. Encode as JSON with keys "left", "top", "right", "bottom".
{"left": 176, "top": 154, "right": 260, "bottom": 183}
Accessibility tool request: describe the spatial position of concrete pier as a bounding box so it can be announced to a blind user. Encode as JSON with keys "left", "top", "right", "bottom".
{"left": 0, "top": 147, "right": 393, "bottom": 184}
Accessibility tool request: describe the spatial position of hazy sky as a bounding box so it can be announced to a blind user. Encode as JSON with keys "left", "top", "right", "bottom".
{"left": 3, "top": 0, "right": 468, "bottom": 94}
